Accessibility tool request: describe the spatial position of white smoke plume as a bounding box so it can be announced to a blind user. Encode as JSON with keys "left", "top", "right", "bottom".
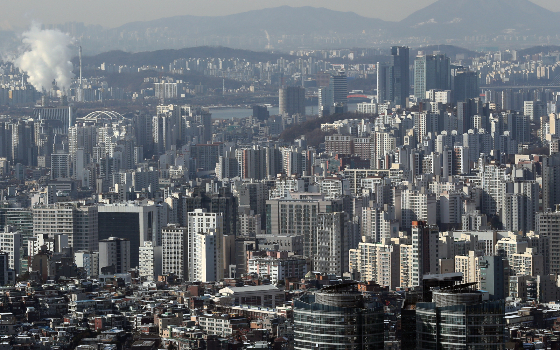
{"left": 15, "top": 24, "right": 74, "bottom": 92}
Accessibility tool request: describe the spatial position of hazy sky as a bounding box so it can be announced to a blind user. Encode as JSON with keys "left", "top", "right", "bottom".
{"left": 2, "top": 0, "right": 560, "bottom": 30}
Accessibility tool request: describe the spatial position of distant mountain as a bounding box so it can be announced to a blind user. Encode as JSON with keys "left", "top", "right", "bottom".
{"left": 25, "top": 2, "right": 560, "bottom": 54}
{"left": 115, "top": 6, "right": 388, "bottom": 37}
{"left": 398, "top": 0, "right": 560, "bottom": 39}
{"left": 98, "top": 6, "right": 390, "bottom": 52}
{"left": 75, "top": 46, "right": 299, "bottom": 68}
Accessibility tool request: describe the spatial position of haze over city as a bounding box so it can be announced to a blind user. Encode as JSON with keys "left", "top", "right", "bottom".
{"left": 1, "top": 0, "right": 560, "bottom": 349}
{"left": 0, "top": 0, "right": 559, "bottom": 28}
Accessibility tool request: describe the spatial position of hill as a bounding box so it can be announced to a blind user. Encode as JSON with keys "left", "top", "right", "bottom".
{"left": 74, "top": 46, "right": 299, "bottom": 68}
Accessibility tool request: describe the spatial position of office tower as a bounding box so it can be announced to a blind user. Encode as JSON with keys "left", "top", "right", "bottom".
{"left": 161, "top": 225, "right": 188, "bottom": 280}
{"left": 318, "top": 86, "right": 334, "bottom": 117}
{"left": 414, "top": 54, "right": 451, "bottom": 99}
{"left": 416, "top": 285, "right": 505, "bottom": 349}
{"left": 33, "top": 202, "right": 98, "bottom": 252}
{"left": 332, "top": 71, "right": 348, "bottom": 111}
{"left": 187, "top": 209, "right": 224, "bottom": 282}
{"left": 98, "top": 202, "right": 159, "bottom": 268}
{"left": 453, "top": 68, "right": 479, "bottom": 103}
{"left": 293, "top": 284, "right": 384, "bottom": 350}
{"left": 279, "top": 86, "right": 305, "bottom": 116}
{"left": 390, "top": 46, "right": 410, "bottom": 107}
{"left": 51, "top": 152, "right": 71, "bottom": 179}
{"left": 252, "top": 105, "right": 269, "bottom": 121}
{"left": 139, "top": 241, "right": 162, "bottom": 281}
{"left": 74, "top": 251, "right": 99, "bottom": 279}
{"left": 0, "top": 231, "right": 20, "bottom": 274}
{"left": 376, "top": 62, "right": 389, "bottom": 103}
{"left": 411, "top": 221, "right": 440, "bottom": 287}
{"left": 196, "top": 110, "right": 212, "bottom": 144}
{"left": 99, "top": 237, "right": 131, "bottom": 275}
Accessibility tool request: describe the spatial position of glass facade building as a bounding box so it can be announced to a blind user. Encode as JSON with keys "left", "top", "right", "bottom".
{"left": 416, "top": 287, "right": 505, "bottom": 350}
{"left": 293, "top": 285, "right": 384, "bottom": 349}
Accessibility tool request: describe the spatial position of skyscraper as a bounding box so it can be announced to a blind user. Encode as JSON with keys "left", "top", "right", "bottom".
{"left": 390, "top": 46, "right": 410, "bottom": 107}
{"left": 453, "top": 68, "right": 479, "bottom": 103}
{"left": 376, "top": 62, "right": 389, "bottom": 104}
{"left": 414, "top": 54, "right": 451, "bottom": 99}
{"left": 279, "top": 86, "right": 305, "bottom": 116}
{"left": 98, "top": 202, "right": 159, "bottom": 268}
{"left": 332, "top": 70, "right": 348, "bottom": 111}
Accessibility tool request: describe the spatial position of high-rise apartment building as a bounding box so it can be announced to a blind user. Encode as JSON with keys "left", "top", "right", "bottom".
{"left": 139, "top": 241, "right": 162, "bottom": 281}
{"left": 187, "top": 209, "right": 224, "bottom": 282}
{"left": 161, "top": 225, "right": 188, "bottom": 280}
{"left": 312, "top": 212, "right": 348, "bottom": 276}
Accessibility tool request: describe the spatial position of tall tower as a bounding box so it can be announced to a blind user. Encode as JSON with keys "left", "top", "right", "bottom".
{"left": 413, "top": 54, "right": 451, "bottom": 99}
{"left": 279, "top": 86, "right": 305, "bottom": 116}
{"left": 390, "top": 46, "right": 410, "bottom": 107}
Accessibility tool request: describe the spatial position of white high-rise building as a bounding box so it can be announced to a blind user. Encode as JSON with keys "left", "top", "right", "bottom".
{"left": 139, "top": 241, "right": 162, "bottom": 281}
{"left": 161, "top": 225, "right": 188, "bottom": 280}
{"left": 187, "top": 209, "right": 224, "bottom": 282}
{"left": 98, "top": 237, "right": 131, "bottom": 275}
{"left": 349, "top": 238, "right": 402, "bottom": 290}
{"left": 0, "top": 231, "right": 21, "bottom": 274}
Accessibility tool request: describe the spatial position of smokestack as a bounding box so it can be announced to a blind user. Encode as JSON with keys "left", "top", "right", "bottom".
{"left": 79, "top": 46, "right": 82, "bottom": 87}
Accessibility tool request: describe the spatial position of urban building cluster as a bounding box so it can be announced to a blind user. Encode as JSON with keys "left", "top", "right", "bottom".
{"left": 3, "top": 44, "right": 560, "bottom": 349}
